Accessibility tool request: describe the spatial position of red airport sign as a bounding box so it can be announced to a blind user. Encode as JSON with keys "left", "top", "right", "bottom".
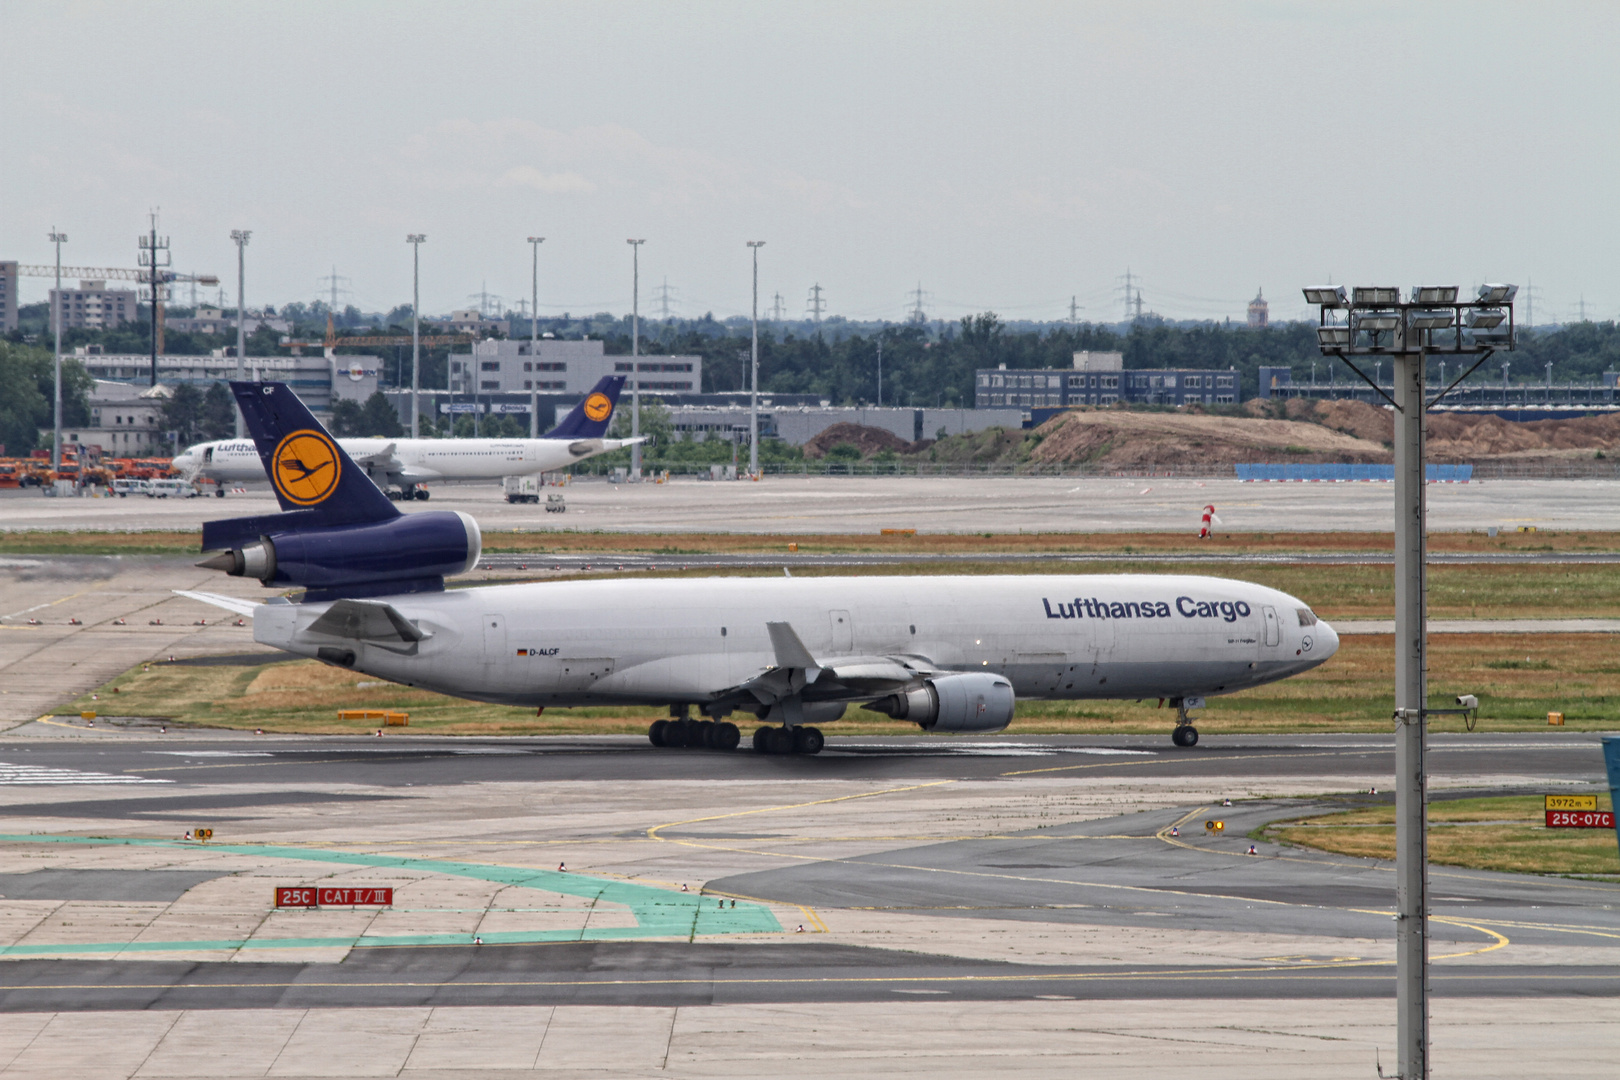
{"left": 1545, "top": 810, "right": 1615, "bottom": 829}
{"left": 275, "top": 887, "right": 394, "bottom": 908}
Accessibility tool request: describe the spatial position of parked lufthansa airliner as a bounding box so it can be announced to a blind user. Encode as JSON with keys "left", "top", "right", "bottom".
{"left": 172, "top": 375, "right": 640, "bottom": 500}
{"left": 180, "top": 381, "right": 1340, "bottom": 753}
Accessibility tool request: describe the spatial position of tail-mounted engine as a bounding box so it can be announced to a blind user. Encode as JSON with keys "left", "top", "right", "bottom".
{"left": 864, "top": 672, "right": 1015, "bottom": 733}
{"left": 199, "top": 510, "right": 480, "bottom": 600}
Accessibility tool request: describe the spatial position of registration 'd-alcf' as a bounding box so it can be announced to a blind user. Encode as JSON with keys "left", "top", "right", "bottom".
{"left": 182, "top": 382, "right": 1339, "bottom": 754}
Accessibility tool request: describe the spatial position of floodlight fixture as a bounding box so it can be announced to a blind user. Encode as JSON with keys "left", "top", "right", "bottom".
{"left": 1466, "top": 309, "right": 1507, "bottom": 330}
{"left": 1477, "top": 283, "right": 1518, "bottom": 304}
{"left": 1411, "top": 286, "right": 1458, "bottom": 304}
{"left": 1408, "top": 309, "right": 1455, "bottom": 330}
{"left": 1303, "top": 286, "right": 1347, "bottom": 307}
{"left": 1316, "top": 327, "right": 1350, "bottom": 348}
{"left": 1353, "top": 286, "right": 1401, "bottom": 305}
{"left": 1354, "top": 311, "right": 1401, "bottom": 332}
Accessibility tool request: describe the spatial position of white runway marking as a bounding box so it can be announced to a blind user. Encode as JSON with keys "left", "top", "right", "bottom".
{"left": 0, "top": 761, "right": 170, "bottom": 785}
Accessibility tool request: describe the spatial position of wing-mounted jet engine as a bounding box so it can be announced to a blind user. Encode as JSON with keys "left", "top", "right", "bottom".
{"left": 195, "top": 382, "right": 480, "bottom": 601}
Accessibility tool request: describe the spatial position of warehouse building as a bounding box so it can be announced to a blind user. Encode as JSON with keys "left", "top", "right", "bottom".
{"left": 975, "top": 350, "right": 1239, "bottom": 409}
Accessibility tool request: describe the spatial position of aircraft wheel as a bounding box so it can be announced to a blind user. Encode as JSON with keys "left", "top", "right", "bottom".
{"left": 1172, "top": 726, "right": 1199, "bottom": 748}
{"left": 415, "top": 489, "right": 431, "bottom": 501}
{"left": 764, "top": 726, "right": 794, "bottom": 755}
{"left": 649, "top": 719, "right": 669, "bottom": 747}
{"left": 752, "top": 725, "right": 769, "bottom": 753}
{"left": 713, "top": 721, "right": 741, "bottom": 751}
{"left": 214, "top": 487, "right": 226, "bottom": 498}
{"left": 695, "top": 719, "right": 716, "bottom": 748}
{"left": 387, "top": 490, "right": 401, "bottom": 501}
{"left": 792, "top": 726, "right": 824, "bottom": 755}
{"left": 663, "top": 720, "right": 688, "bottom": 749}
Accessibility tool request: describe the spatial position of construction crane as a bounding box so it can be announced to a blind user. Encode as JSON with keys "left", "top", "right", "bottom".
{"left": 15, "top": 264, "right": 219, "bottom": 355}
{"left": 279, "top": 313, "right": 475, "bottom": 354}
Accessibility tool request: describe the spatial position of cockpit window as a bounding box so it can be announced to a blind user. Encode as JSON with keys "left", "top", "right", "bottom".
{"left": 1296, "top": 608, "right": 1318, "bottom": 627}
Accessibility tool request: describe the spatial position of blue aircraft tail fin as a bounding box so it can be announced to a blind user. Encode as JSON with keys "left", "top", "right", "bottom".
{"left": 202, "top": 382, "right": 399, "bottom": 552}
{"left": 544, "top": 375, "right": 627, "bottom": 439}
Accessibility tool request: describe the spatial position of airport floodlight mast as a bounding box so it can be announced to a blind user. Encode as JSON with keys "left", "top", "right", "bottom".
{"left": 1304, "top": 281, "right": 1517, "bottom": 1080}
{"left": 48, "top": 229, "right": 65, "bottom": 472}
{"left": 528, "top": 237, "right": 544, "bottom": 437}
{"left": 748, "top": 241, "right": 764, "bottom": 477}
{"left": 407, "top": 234, "right": 426, "bottom": 437}
{"left": 627, "top": 239, "right": 646, "bottom": 479}
{"left": 230, "top": 230, "right": 251, "bottom": 438}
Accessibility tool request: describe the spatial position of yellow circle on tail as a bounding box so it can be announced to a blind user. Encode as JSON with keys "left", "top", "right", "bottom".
{"left": 271, "top": 430, "right": 342, "bottom": 505}
{"left": 583, "top": 392, "right": 613, "bottom": 423}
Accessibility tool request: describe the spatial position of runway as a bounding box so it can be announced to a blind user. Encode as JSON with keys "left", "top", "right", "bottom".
{"left": 5, "top": 474, "right": 1620, "bottom": 534}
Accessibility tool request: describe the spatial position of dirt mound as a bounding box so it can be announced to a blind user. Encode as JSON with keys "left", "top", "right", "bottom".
{"left": 1026, "top": 409, "right": 1391, "bottom": 470}
{"left": 1427, "top": 411, "right": 1620, "bottom": 460}
{"left": 1286, "top": 398, "right": 1394, "bottom": 444}
{"left": 804, "top": 423, "right": 933, "bottom": 459}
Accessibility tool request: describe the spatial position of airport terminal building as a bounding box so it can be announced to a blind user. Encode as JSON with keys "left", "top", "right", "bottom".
{"left": 976, "top": 350, "right": 1239, "bottom": 409}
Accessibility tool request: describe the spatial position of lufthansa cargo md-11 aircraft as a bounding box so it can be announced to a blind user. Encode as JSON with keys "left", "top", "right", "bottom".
{"left": 181, "top": 382, "right": 1339, "bottom": 752}
{"left": 172, "top": 375, "right": 640, "bottom": 500}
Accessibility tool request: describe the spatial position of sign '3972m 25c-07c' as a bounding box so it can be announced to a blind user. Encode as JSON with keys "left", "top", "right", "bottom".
{"left": 182, "top": 381, "right": 1339, "bottom": 753}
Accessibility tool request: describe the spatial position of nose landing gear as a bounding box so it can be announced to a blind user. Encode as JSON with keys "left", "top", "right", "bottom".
{"left": 1170, "top": 697, "right": 1201, "bottom": 747}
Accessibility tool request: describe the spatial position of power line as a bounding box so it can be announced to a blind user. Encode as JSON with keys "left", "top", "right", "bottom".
{"left": 806, "top": 283, "right": 826, "bottom": 324}
{"left": 316, "top": 266, "right": 352, "bottom": 312}
{"left": 651, "top": 277, "right": 679, "bottom": 321}
{"left": 906, "top": 282, "right": 931, "bottom": 324}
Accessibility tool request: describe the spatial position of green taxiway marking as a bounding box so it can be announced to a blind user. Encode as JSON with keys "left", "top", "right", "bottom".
{"left": 0, "top": 834, "right": 781, "bottom": 957}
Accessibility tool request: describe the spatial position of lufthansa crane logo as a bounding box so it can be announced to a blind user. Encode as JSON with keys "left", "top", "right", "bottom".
{"left": 582, "top": 392, "right": 613, "bottom": 423}
{"left": 271, "top": 429, "right": 342, "bottom": 505}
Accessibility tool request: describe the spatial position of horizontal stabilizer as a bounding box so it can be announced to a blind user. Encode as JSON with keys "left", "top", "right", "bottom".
{"left": 303, "top": 599, "right": 430, "bottom": 648}
{"left": 172, "top": 590, "right": 259, "bottom": 617}
{"left": 201, "top": 509, "right": 322, "bottom": 553}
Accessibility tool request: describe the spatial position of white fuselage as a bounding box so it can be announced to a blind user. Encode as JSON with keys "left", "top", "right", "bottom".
{"left": 173, "top": 436, "right": 633, "bottom": 489}
{"left": 252, "top": 574, "right": 1339, "bottom": 714}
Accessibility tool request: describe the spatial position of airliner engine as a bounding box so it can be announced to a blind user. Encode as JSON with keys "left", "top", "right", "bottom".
{"left": 864, "top": 672, "right": 1015, "bottom": 733}
{"left": 199, "top": 511, "right": 480, "bottom": 598}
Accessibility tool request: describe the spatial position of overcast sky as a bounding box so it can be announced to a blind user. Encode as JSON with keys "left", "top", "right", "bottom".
{"left": 5, "top": 1, "right": 1617, "bottom": 325}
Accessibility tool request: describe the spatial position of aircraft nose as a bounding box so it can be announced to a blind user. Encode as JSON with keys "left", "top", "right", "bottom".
{"left": 1313, "top": 619, "right": 1340, "bottom": 661}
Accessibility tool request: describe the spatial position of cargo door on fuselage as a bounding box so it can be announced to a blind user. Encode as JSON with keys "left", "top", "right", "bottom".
{"left": 829, "top": 609, "right": 853, "bottom": 652}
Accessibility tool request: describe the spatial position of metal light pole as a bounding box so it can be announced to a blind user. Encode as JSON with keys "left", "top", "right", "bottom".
{"left": 747, "top": 241, "right": 764, "bottom": 477}
{"left": 877, "top": 339, "right": 883, "bottom": 406}
{"left": 627, "top": 239, "right": 645, "bottom": 478}
{"left": 407, "top": 235, "right": 426, "bottom": 437}
{"left": 230, "top": 230, "right": 251, "bottom": 438}
{"left": 528, "top": 236, "right": 544, "bottom": 438}
{"left": 1306, "top": 283, "right": 1515, "bottom": 1080}
{"left": 48, "top": 229, "right": 66, "bottom": 473}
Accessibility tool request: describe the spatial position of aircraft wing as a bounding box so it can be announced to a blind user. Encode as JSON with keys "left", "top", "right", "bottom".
{"left": 347, "top": 441, "right": 400, "bottom": 469}
{"left": 726, "top": 621, "right": 920, "bottom": 706}
{"left": 172, "top": 590, "right": 259, "bottom": 617}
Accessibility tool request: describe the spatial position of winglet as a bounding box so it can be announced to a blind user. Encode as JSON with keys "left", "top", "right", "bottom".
{"left": 766, "top": 621, "right": 821, "bottom": 681}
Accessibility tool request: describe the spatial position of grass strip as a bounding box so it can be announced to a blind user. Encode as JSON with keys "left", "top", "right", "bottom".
{"left": 1262, "top": 795, "right": 1620, "bottom": 876}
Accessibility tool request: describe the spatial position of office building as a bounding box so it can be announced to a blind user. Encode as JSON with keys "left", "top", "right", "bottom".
{"left": 50, "top": 280, "right": 139, "bottom": 330}
{"left": 451, "top": 338, "right": 702, "bottom": 396}
{"left": 976, "top": 350, "right": 1238, "bottom": 409}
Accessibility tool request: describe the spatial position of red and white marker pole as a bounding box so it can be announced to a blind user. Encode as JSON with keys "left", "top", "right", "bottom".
{"left": 1199, "top": 504, "right": 1216, "bottom": 539}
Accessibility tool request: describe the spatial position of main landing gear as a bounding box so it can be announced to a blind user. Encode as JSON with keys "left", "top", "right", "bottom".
{"left": 753, "top": 725, "right": 824, "bottom": 756}
{"left": 648, "top": 716, "right": 740, "bottom": 751}
{"left": 388, "top": 486, "right": 431, "bottom": 502}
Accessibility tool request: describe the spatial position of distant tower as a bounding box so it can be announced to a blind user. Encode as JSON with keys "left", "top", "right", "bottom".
{"left": 806, "top": 283, "right": 826, "bottom": 325}
{"left": 1247, "top": 287, "right": 1269, "bottom": 329}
